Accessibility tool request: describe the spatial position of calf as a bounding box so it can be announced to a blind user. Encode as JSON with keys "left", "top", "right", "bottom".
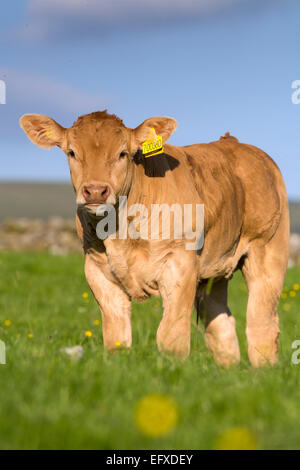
{"left": 20, "top": 111, "right": 289, "bottom": 367}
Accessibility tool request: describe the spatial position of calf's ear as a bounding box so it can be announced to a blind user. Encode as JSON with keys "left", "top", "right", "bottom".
{"left": 134, "top": 116, "right": 177, "bottom": 146}
{"left": 19, "top": 114, "right": 65, "bottom": 148}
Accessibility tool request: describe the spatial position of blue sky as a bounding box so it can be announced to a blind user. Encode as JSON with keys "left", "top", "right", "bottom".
{"left": 0, "top": 0, "right": 299, "bottom": 199}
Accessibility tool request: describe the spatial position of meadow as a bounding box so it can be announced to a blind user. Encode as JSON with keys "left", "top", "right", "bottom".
{"left": 0, "top": 251, "right": 300, "bottom": 450}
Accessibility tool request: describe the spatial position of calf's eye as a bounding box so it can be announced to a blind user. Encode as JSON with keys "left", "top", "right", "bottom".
{"left": 68, "top": 150, "right": 75, "bottom": 158}
{"left": 119, "top": 151, "right": 128, "bottom": 159}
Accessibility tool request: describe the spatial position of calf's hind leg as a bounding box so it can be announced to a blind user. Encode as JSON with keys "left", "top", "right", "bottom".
{"left": 197, "top": 278, "right": 240, "bottom": 367}
{"left": 242, "top": 241, "right": 288, "bottom": 367}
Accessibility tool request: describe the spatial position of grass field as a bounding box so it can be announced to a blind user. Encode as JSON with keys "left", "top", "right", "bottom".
{"left": 0, "top": 251, "right": 300, "bottom": 450}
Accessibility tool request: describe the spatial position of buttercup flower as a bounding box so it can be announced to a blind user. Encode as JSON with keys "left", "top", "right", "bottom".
{"left": 215, "top": 427, "right": 258, "bottom": 450}
{"left": 4, "top": 320, "right": 11, "bottom": 327}
{"left": 135, "top": 393, "right": 178, "bottom": 437}
{"left": 85, "top": 330, "right": 92, "bottom": 337}
{"left": 28, "top": 333, "right": 34, "bottom": 338}
{"left": 93, "top": 319, "right": 100, "bottom": 326}
{"left": 82, "top": 292, "right": 89, "bottom": 299}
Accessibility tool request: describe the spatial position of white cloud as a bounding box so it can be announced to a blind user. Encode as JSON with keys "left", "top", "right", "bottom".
{"left": 0, "top": 68, "right": 110, "bottom": 134}
{"left": 21, "top": 0, "right": 243, "bottom": 41}
{"left": 6, "top": 69, "right": 107, "bottom": 111}
{"left": 30, "top": 0, "right": 240, "bottom": 16}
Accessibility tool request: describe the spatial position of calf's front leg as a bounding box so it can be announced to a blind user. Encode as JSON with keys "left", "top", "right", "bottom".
{"left": 157, "top": 256, "right": 197, "bottom": 359}
{"left": 85, "top": 254, "right": 132, "bottom": 350}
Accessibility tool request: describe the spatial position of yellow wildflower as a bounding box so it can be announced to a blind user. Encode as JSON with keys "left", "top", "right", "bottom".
{"left": 215, "top": 427, "right": 258, "bottom": 450}
{"left": 135, "top": 394, "right": 178, "bottom": 437}
{"left": 93, "top": 319, "right": 100, "bottom": 326}
{"left": 82, "top": 292, "right": 89, "bottom": 299}
{"left": 28, "top": 333, "right": 34, "bottom": 338}
{"left": 289, "top": 291, "right": 296, "bottom": 298}
{"left": 85, "top": 330, "right": 92, "bottom": 337}
{"left": 4, "top": 320, "right": 11, "bottom": 327}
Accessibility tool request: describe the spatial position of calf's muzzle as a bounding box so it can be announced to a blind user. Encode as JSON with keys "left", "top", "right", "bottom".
{"left": 83, "top": 184, "right": 111, "bottom": 204}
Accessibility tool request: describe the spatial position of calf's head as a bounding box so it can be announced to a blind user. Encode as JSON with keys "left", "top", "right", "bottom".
{"left": 19, "top": 111, "right": 177, "bottom": 213}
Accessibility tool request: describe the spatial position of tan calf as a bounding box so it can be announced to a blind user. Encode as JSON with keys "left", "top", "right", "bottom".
{"left": 20, "top": 112, "right": 289, "bottom": 367}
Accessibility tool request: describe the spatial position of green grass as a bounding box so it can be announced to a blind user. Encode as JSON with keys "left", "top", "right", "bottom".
{"left": 0, "top": 251, "right": 300, "bottom": 450}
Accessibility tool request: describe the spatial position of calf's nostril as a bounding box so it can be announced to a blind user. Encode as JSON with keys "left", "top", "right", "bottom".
{"left": 101, "top": 186, "right": 110, "bottom": 198}
{"left": 83, "top": 185, "right": 94, "bottom": 202}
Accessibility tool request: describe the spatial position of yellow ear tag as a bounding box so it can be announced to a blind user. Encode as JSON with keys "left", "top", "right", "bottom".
{"left": 142, "top": 128, "right": 163, "bottom": 158}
